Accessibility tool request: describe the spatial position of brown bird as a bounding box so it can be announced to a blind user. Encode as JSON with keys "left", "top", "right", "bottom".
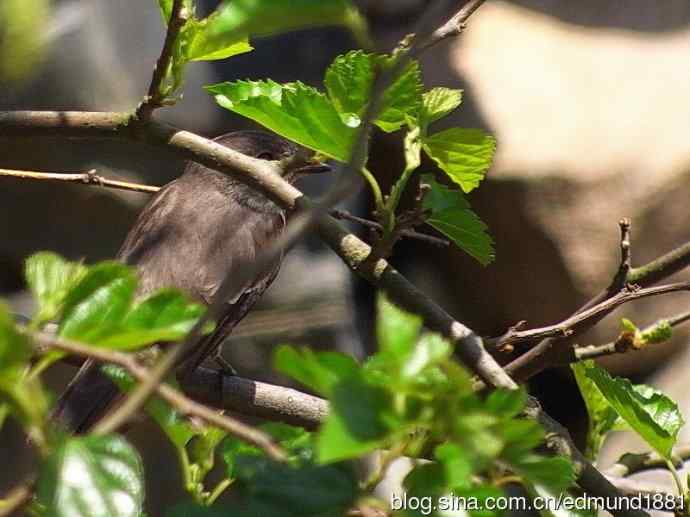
{"left": 52, "top": 130, "right": 330, "bottom": 432}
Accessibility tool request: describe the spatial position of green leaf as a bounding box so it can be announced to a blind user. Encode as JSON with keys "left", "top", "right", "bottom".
{"left": 56, "top": 261, "right": 206, "bottom": 350}
{"left": 207, "top": 79, "right": 356, "bottom": 161}
{"left": 571, "top": 360, "right": 625, "bottom": 459}
{"left": 0, "top": 303, "right": 48, "bottom": 435}
{"left": 317, "top": 373, "right": 396, "bottom": 463}
{"left": 98, "top": 289, "right": 206, "bottom": 350}
{"left": 435, "top": 442, "right": 473, "bottom": 490}
{"left": 37, "top": 434, "right": 144, "bottom": 517}
{"left": 231, "top": 456, "right": 357, "bottom": 517}
{"left": 376, "top": 294, "right": 422, "bottom": 362}
{"left": 324, "top": 50, "right": 423, "bottom": 133}
{"left": 185, "top": 18, "right": 253, "bottom": 62}
{"left": 422, "top": 174, "right": 494, "bottom": 265}
{"left": 0, "top": 0, "right": 49, "bottom": 83}
{"left": 420, "top": 87, "right": 463, "bottom": 129}
{"left": 486, "top": 388, "right": 527, "bottom": 419}
{"left": 401, "top": 333, "right": 451, "bottom": 381}
{"left": 585, "top": 363, "right": 684, "bottom": 459}
{"left": 511, "top": 455, "right": 574, "bottom": 493}
{"left": 25, "top": 252, "right": 87, "bottom": 326}
{"left": 273, "top": 345, "right": 358, "bottom": 397}
{"left": 58, "top": 262, "right": 136, "bottom": 343}
{"left": 199, "top": 0, "right": 369, "bottom": 47}
{"left": 423, "top": 128, "right": 496, "bottom": 193}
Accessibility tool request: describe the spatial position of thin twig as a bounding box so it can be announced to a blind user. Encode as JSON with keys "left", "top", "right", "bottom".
{"left": 605, "top": 445, "right": 690, "bottom": 478}
{"left": 573, "top": 310, "right": 690, "bottom": 361}
{"left": 415, "top": 0, "right": 488, "bottom": 53}
{"left": 0, "top": 479, "right": 34, "bottom": 517}
{"left": 330, "top": 209, "right": 449, "bottom": 247}
{"left": 0, "top": 167, "right": 159, "bottom": 193}
{"left": 31, "top": 330, "right": 286, "bottom": 461}
{"left": 497, "top": 282, "right": 690, "bottom": 351}
{"left": 135, "top": 0, "right": 188, "bottom": 120}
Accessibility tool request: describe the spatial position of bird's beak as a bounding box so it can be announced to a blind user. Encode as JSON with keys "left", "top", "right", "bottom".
{"left": 293, "top": 161, "right": 332, "bottom": 175}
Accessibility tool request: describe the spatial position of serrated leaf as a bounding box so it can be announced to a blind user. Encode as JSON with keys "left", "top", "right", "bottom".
{"left": 25, "top": 252, "right": 87, "bottom": 326}
{"left": 420, "top": 87, "right": 463, "bottom": 129}
{"left": 324, "top": 50, "right": 423, "bottom": 133}
{"left": 571, "top": 360, "right": 626, "bottom": 459}
{"left": 273, "top": 345, "right": 358, "bottom": 397}
{"left": 423, "top": 128, "right": 496, "bottom": 193}
{"left": 37, "top": 434, "right": 144, "bottom": 517}
{"left": 184, "top": 16, "right": 253, "bottom": 62}
{"left": 422, "top": 175, "right": 494, "bottom": 265}
{"left": 207, "top": 80, "right": 356, "bottom": 161}
{"left": 585, "top": 363, "right": 684, "bottom": 459}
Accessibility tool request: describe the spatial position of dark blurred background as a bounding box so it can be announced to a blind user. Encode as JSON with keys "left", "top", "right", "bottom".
{"left": 2, "top": 0, "right": 690, "bottom": 512}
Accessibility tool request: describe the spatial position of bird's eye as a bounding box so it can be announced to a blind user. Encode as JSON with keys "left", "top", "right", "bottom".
{"left": 256, "top": 151, "right": 275, "bottom": 161}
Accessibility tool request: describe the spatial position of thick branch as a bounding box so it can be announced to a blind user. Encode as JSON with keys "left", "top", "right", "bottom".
{"left": 30, "top": 331, "right": 287, "bottom": 461}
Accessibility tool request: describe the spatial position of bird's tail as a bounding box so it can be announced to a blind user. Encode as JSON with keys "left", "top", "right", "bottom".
{"left": 50, "top": 360, "right": 121, "bottom": 433}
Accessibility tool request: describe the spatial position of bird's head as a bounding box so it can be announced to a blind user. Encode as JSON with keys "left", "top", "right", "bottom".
{"left": 213, "top": 130, "right": 331, "bottom": 183}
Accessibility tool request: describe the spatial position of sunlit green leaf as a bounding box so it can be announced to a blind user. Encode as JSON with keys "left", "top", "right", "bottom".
{"left": 423, "top": 128, "right": 496, "bottom": 193}
{"left": 25, "top": 252, "right": 87, "bottom": 326}
{"left": 376, "top": 294, "right": 422, "bottom": 362}
{"left": 420, "top": 87, "right": 463, "bottom": 129}
{"left": 0, "top": 0, "right": 49, "bottom": 82}
{"left": 324, "top": 50, "right": 422, "bottom": 133}
{"left": 37, "top": 434, "right": 144, "bottom": 517}
{"left": 207, "top": 80, "right": 356, "bottom": 161}
{"left": 273, "top": 345, "right": 358, "bottom": 397}
{"left": 571, "top": 360, "right": 626, "bottom": 459}
{"left": 200, "top": 0, "right": 369, "bottom": 47}
{"left": 585, "top": 363, "right": 684, "bottom": 459}
{"left": 422, "top": 174, "right": 494, "bottom": 265}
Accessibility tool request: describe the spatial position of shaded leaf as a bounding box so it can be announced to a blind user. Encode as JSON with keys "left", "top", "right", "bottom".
{"left": 423, "top": 128, "right": 496, "bottom": 193}
{"left": 422, "top": 174, "right": 494, "bottom": 265}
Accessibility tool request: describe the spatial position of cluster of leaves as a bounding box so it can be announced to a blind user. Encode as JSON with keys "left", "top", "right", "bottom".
{"left": 0, "top": 253, "right": 210, "bottom": 517}
{"left": 155, "top": 0, "right": 368, "bottom": 102}
{"left": 1, "top": 252, "right": 575, "bottom": 516}
{"left": 207, "top": 50, "right": 496, "bottom": 265}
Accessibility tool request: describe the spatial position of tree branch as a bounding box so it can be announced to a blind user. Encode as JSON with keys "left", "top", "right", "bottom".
{"left": 29, "top": 330, "right": 287, "bottom": 461}
{"left": 0, "top": 167, "right": 159, "bottom": 193}
{"left": 135, "top": 0, "right": 188, "bottom": 120}
{"left": 0, "top": 110, "right": 516, "bottom": 391}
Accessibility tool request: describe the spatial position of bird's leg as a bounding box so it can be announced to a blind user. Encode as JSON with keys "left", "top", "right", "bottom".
{"left": 213, "top": 348, "right": 238, "bottom": 376}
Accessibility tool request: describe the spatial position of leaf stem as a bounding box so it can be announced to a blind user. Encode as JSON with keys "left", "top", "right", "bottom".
{"left": 360, "top": 166, "right": 384, "bottom": 212}
{"left": 667, "top": 459, "right": 685, "bottom": 497}
{"left": 206, "top": 478, "right": 233, "bottom": 506}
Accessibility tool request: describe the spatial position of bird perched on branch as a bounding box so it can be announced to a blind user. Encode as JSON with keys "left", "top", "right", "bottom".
{"left": 52, "top": 130, "right": 330, "bottom": 432}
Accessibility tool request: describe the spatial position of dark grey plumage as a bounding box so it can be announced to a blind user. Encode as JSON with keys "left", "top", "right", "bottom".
{"left": 52, "top": 131, "right": 324, "bottom": 432}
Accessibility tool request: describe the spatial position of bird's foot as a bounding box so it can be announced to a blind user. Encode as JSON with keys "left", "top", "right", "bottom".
{"left": 214, "top": 353, "right": 238, "bottom": 376}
